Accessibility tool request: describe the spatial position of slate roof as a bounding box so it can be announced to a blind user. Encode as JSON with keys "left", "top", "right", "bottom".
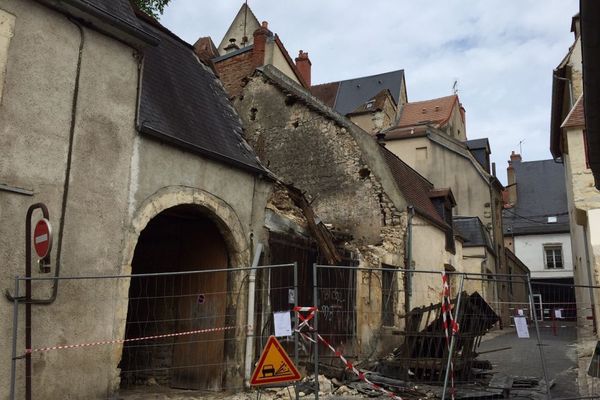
{"left": 454, "top": 216, "right": 494, "bottom": 251}
{"left": 311, "top": 70, "right": 404, "bottom": 115}
{"left": 465, "top": 138, "right": 490, "bottom": 151}
{"left": 51, "top": 0, "right": 157, "bottom": 45}
{"left": 503, "top": 159, "right": 569, "bottom": 235}
{"left": 81, "top": 0, "right": 141, "bottom": 28}
{"left": 465, "top": 138, "right": 491, "bottom": 172}
{"left": 397, "top": 95, "right": 460, "bottom": 129}
{"left": 137, "top": 17, "right": 267, "bottom": 175}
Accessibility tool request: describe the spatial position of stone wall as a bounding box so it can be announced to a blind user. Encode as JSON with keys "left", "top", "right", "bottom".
{"left": 237, "top": 76, "right": 403, "bottom": 245}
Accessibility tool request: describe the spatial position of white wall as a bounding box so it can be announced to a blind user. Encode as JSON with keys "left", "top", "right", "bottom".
{"left": 513, "top": 233, "right": 573, "bottom": 279}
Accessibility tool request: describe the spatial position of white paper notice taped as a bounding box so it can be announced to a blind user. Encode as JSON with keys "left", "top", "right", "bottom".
{"left": 514, "top": 316, "right": 530, "bottom": 338}
{"left": 273, "top": 311, "right": 292, "bottom": 337}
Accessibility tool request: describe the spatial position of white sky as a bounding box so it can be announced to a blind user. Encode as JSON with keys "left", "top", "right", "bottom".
{"left": 161, "top": 1, "right": 579, "bottom": 185}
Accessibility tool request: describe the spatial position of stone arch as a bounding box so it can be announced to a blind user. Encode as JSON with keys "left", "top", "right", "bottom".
{"left": 121, "top": 185, "right": 250, "bottom": 273}
{"left": 111, "top": 186, "right": 251, "bottom": 391}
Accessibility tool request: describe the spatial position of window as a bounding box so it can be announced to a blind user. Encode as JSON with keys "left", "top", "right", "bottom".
{"left": 544, "top": 245, "right": 563, "bottom": 269}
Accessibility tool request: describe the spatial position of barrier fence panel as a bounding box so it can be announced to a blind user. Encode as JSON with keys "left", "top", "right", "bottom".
{"left": 9, "top": 264, "right": 297, "bottom": 400}
{"left": 310, "top": 266, "right": 600, "bottom": 400}
{"left": 529, "top": 280, "right": 600, "bottom": 399}
{"left": 11, "top": 262, "right": 600, "bottom": 399}
{"left": 311, "top": 265, "right": 472, "bottom": 399}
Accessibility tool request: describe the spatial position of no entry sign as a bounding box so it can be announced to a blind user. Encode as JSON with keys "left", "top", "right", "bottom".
{"left": 33, "top": 218, "right": 52, "bottom": 259}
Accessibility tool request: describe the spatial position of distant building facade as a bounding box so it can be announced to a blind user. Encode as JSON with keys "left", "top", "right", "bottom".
{"left": 503, "top": 154, "right": 574, "bottom": 318}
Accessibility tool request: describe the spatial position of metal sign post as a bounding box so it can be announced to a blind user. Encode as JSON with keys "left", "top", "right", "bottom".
{"left": 25, "top": 203, "right": 52, "bottom": 400}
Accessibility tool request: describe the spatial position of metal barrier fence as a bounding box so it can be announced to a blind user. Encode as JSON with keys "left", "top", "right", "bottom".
{"left": 310, "top": 265, "right": 600, "bottom": 400}
{"left": 9, "top": 263, "right": 297, "bottom": 399}
{"left": 9, "top": 263, "right": 600, "bottom": 399}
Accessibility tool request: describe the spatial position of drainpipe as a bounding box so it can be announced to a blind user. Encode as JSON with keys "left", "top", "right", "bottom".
{"left": 6, "top": 18, "right": 85, "bottom": 305}
{"left": 405, "top": 206, "right": 414, "bottom": 314}
{"left": 244, "top": 243, "right": 263, "bottom": 385}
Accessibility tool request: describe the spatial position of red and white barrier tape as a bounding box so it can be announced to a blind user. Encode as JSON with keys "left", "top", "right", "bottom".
{"left": 27, "top": 325, "right": 241, "bottom": 354}
{"left": 294, "top": 306, "right": 317, "bottom": 331}
{"left": 441, "top": 271, "right": 458, "bottom": 399}
{"left": 294, "top": 307, "right": 403, "bottom": 400}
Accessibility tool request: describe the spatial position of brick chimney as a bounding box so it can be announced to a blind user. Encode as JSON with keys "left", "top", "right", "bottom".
{"left": 506, "top": 151, "right": 522, "bottom": 205}
{"left": 252, "top": 21, "right": 270, "bottom": 68}
{"left": 295, "top": 50, "right": 311, "bottom": 86}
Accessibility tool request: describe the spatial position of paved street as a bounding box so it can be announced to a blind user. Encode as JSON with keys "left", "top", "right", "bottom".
{"left": 478, "top": 325, "right": 579, "bottom": 398}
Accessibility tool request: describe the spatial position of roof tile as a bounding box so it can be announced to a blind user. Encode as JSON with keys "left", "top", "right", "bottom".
{"left": 310, "top": 82, "right": 339, "bottom": 108}
{"left": 562, "top": 94, "right": 585, "bottom": 129}
{"left": 397, "top": 95, "right": 459, "bottom": 129}
{"left": 379, "top": 146, "right": 446, "bottom": 226}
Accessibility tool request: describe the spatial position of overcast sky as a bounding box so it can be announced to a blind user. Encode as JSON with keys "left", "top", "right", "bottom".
{"left": 161, "top": 1, "right": 579, "bottom": 185}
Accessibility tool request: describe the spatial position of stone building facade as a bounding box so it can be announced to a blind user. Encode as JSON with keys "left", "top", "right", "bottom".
{"left": 0, "top": 1, "right": 279, "bottom": 398}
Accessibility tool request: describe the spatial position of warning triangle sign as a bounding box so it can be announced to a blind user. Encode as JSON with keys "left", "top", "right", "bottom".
{"left": 250, "top": 336, "right": 301, "bottom": 385}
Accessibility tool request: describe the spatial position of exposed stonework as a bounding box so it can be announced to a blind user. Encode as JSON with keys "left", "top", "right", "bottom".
{"left": 237, "top": 75, "right": 405, "bottom": 247}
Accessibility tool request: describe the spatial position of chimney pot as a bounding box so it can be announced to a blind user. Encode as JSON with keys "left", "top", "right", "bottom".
{"left": 295, "top": 49, "right": 312, "bottom": 87}
{"left": 510, "top": 151, "right": 522, "bottom": 163}
{"left": 261, "top": 21, "right": 268, "bottom": 29}
{"left": 252, "top": 23, "right": 270, "bottom": 68}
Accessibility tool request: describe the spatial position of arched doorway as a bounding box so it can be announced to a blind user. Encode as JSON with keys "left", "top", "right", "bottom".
{"left": 119, "top": 204, "right": 231, "bottom": 390}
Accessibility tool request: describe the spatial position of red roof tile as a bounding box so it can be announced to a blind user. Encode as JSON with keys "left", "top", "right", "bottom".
{"left": 562, "top": 95, "right": 585, "bottom": 129}
{"left": 397, "top": 95, "right": 460, "bottom": 129}
{"left": 193, "top": 37, "right": 218, "bottom": 61}
{"left": 379, "top": 146, "right": 447, "bottom": 227}
{"left": 310, "top": 82, "right": 340, "bottom": 108}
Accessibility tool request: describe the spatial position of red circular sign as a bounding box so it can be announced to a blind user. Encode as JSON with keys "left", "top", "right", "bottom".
{"left": 33, "top": 218, "right": 52, "bottom": 259}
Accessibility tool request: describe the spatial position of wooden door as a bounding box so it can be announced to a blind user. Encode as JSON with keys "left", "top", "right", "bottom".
{"left": 170, "top": 220, "right": 229, "bottom": 390}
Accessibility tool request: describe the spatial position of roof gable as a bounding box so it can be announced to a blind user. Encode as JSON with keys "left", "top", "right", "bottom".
{"left": 138, "top": 18, "right": 266, "bottom": 175}
{"left": 349, "top": 89, "right": 396, "bottom": 115}
{"left": 218, "top": 3, "right": 260, "bottom": 53}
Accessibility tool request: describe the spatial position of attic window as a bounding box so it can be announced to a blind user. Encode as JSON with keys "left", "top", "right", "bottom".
{"left": 366, "top": 100, "right": 375, "bottom": 109}
{"left": 548, "top": 216, "right": 558, "bottom": 223}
